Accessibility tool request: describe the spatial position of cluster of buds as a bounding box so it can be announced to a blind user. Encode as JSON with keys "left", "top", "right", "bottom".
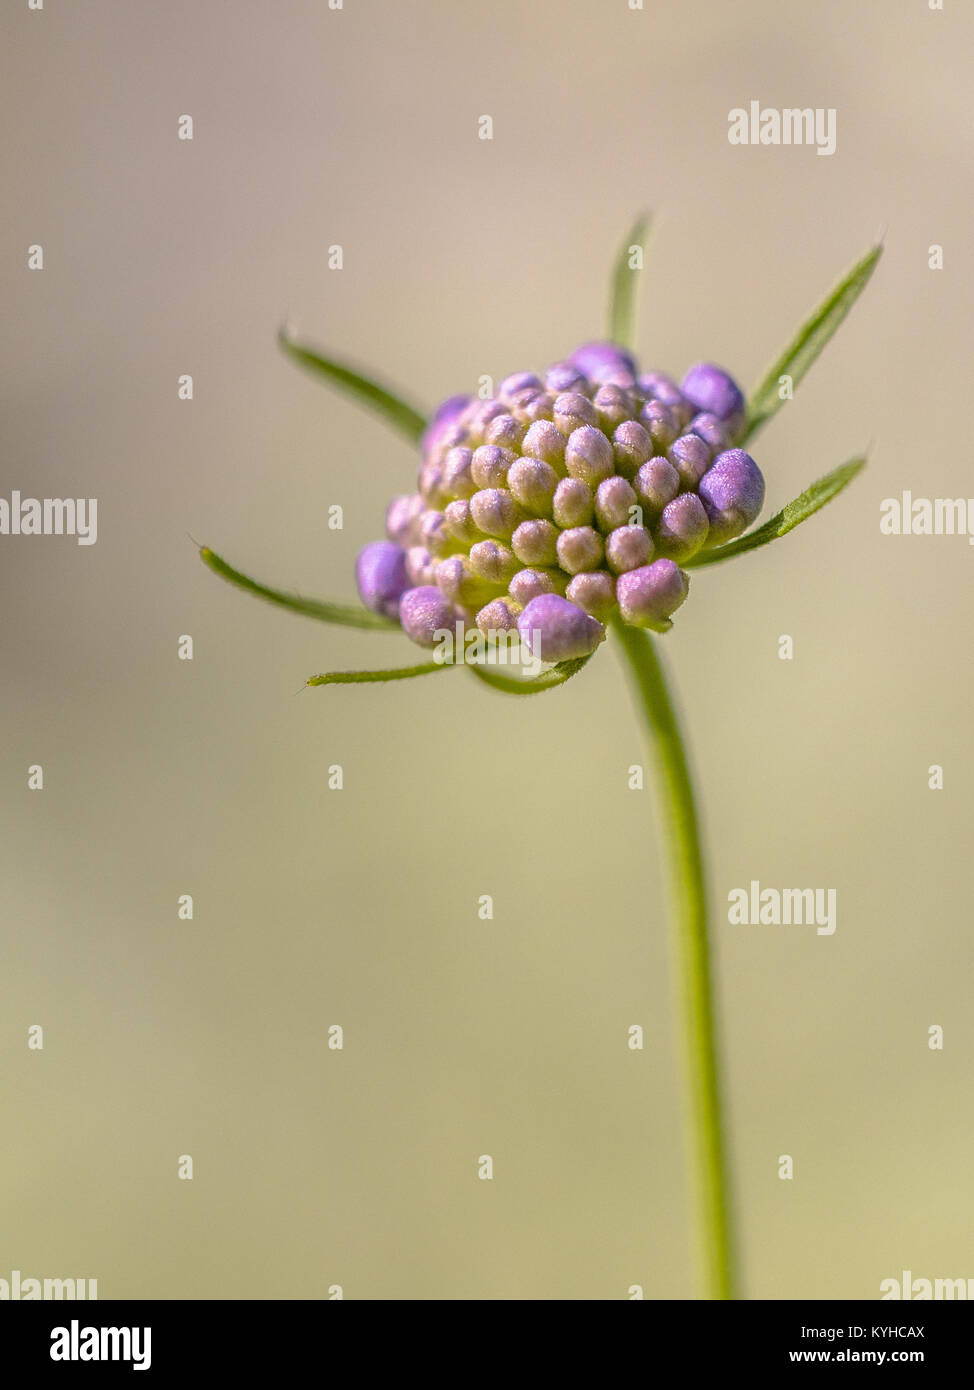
{"left": 356, "top": 343, "right": 765, "bottom": 663}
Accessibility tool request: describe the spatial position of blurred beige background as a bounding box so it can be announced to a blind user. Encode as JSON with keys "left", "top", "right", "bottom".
{"left": 2, "top": 0, "right": 971, "bottom": 1300}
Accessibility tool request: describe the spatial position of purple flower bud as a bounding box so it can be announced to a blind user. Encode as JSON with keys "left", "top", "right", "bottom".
{"left": 508, "top": 567, "right": 568, "bottom": 604}
{"left": 405, "top": 545, "right": 437, "bottom": 587}
{"left": 553, "top": 391, "right": 599, "bottom": 436}
{"left": 544, "top": 361, "right": 589, "bottom": 395}
{"left": 511, "top": 518, "right": 560, "bottom": 567}
{"left": 689, "top": 412, "right": 730, "bottom": 454}
{"left": 616, "top": 560, "right": 690, "bottom": 629}
{"left": 521, "top": 419, "right": 567, "bottom": 469}
{"left": 419, "top": 508, "right": 453, "bottom": 556}
{"left": 552, "top": 477, "right": 595, "bottom": 529}
{"left": 465, "top": 398, "right": 508, "bottom": 439}
{"left": 640, "top": 399, "right": 680, "bottom": 451}
{"left": 435, "top": 554, "right": 497, "bottom": 608}
{"left": 475, "top": 596, "right": 522, "bottom": 633}
{"left": 510, "top": 390, "right": 554, "bottom": 426}
{"left": 638, "top": 370, "right": 685, "bottom": 412}
{"left": 565, "top": 570, "right": 617, "bottom": 620}
{"left": 605, "top": 523, "right": 654, "bottom": 574}
{"left": 612, "top": 420, "right": 654, "bottom": 479}
{"left": 656, "top": 492, "right": 710, "bottom": 562}
{"left": 498, "top": 372, "right": 543, "bottom": 405}
{"left": 517, "top": 594, "right": 605, "bottom": 662}
{"left": 556, "top": 524, "right": 604, "bottom": 575}
{"left": 595, "top": 476, "right": 638, "bottom": 532}
{"left": 484, "top": 412, "right": 526, "bottom": 451}
{"left": 399, "top": 585, "right": 459, "bottom": 648}
{"left": 421, "top": 394, "right": 470, "bottom": 460}
{"left": 356, "top": 540, "right": 410, "bottom": 619}
{"left": 418, "top": 460, "right": 447, "bottom": 507}
{"left": 469, "top": 488, "right": 522, "bottom": 539}
{"left": 471, "top": 444, "right": 516, "bottom": 489}
{"left": 508, "top": 455, "right": 559, "bottom": 516}
{"left": 680, "top": 362, "right": 744, "bottom": 424}
{"left": 469, "top": 539, "right": 519, "bottom": 585}
{"left": 634, "top": 457, "right": 680, "bottom": 518}
{"left": 385, "top": 492, "right": 425, "bottom": 547}
{"left": 441, "top": 446, "right": 477, "bottom": 500}
{"left": 667, "top": 433, "right": 712, "bottom": 492}
{"left": 564, "top": 425, "right": 615, "bottom": 487}
{"left": 569, "top": 341, "right": 637, "bottom": 386}
{"left": 698, "top": 449, "right": 766, "bottom": 545}
{"left": 443, "top": 498, "right": 482, "bottom": 546}
{"left": 592, "top": 383, "right": 636, "bottom": 432}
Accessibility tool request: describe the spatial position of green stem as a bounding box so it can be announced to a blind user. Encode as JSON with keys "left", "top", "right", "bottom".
{"left": 612, "top": 619, "right": 738, "bottom": 1300}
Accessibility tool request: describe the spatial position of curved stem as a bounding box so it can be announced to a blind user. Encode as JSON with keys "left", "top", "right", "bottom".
{"left": 612, "top": 618, "right": 738, "bottom": 1300}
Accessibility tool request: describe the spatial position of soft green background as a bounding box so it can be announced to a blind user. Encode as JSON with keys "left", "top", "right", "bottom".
{"left": 2, "top": 0, "right": 971, "bottom": 1299}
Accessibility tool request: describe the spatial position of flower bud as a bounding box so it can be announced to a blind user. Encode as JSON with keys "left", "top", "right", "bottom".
{"left": 510, "top": 390, "right": 554, "bottom": 425}
{"left": 640, "top": 399, "right": 680, "bottom": 451}
{"left": 605, "top": 523, "right": 654, "bottom": 574}
{"left": 634, "top": 457, "right": 680, "bottom": 518}
{"left": 612, "top": 420, "right": 654, "bottom": 479}
{"left": 435, "top": 554, "right": 498, "bottom": 608}
{"left": 356, "top": 540, "right": 410, "bottom": 619}
{"left": 475, "top": 595, "right": 522, "bottom": 633}
{"left": 556, "top": 525, "right": 604, "bottom": 574}
{"left": 441, "top": 447, "right": 477, "bottom": 499}
{"left": 405, "top": 545, "right": 437, "bottom": 587}
{"left": 384, "top": 492, "right": 425, "bottom": 547}
{"left": 680, "top": 362, "right": 744, "bottom": 424}
{"left": 593, "top": 383, "right": 636, "bottom": 432}
{"left": 667, "top": 432, "right": 711, "bottom": 492}
{"left": 517, "top": 594, "right": 605, "bottom": 662}
{"left": 698, "top": 449, "right": 765, "bottom": 545}
{"left": 595, "top": 476, "right": 638, "bottom": 532}
{"left": 508, "top": 455, "right": 559, "bottom": 516}
{"left": 470, "top": 488, "right": 522, "bottom": 539}
{"left": 469, "top": 539, "right": 519, "bottom": 585}
{"left": 552, "top": 477, "right": 595, "bottom": 528}
{"left": 689, "top": 412, "right": 730, "bottom": 454}
{"left": 565, "top": 570, "right": 617, "bottom": 620}
{"left": 656, "top": 492, "right": 710, "bottom": 562}
{"left": 564, "top": 425, "right": 615, "bottom": 487}
{"left": 418, "top": 460, "right": 447, "bottom": 507}
{"left": 443, "top": 498, "right": 482, "bottom": 546}
{"left": 498, "top": 372, "right": 542, "bottom": 405}
{"left": 638, "top": 370, "right": 685, "bottom": 412}
{"left": 545, "top": 361, "right": 588, "bottom": 395}
{"left": 569, "top": 341, "right": 637, "bottom": 386}
{"left": 521, "top": 419, "right": 567, "bottom": 469}
{"left": 471, "top": 444, "right": 516, "bottom": 489}
{"left": 419, "top": 507, "right": 454, "bottom": 556}
{"left": 485, "top": 412, "right": 527, "bottom": 451}
{"left": 508, "top": 566, "right": 568, "bottom": 604}
{"left": 465, "top": 398, "right": 508, "bottom": 439}
{"left": 421, "top": 394, "right": 470, "bottom": 461}
{"left": 399, "top": 585, "right": 459, "bottom": 648}
{"left": 553, "top": 391, "right": 598, "bottom": 436}
{"left": 616, "top": 559, "right": 690, "bottom": 629}
{"left": 512, "top": 518, "right": 560, "bottom": 567}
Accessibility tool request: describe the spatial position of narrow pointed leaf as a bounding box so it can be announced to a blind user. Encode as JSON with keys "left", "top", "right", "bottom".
{"left": 608, "top": 213, "right": 651, "bottom": 351}
{"left": 467, "top": 654, "right": 593, "bottom": 695}
{"left": 278, "top": 327, "right": 428, "bottom": 444}
{"left": 200, "top": 546, "right": 396, "bottom": 629}
{"left": 744, "top": 243, "right": 882, "bottom": 442}
{"left": 308, "top": 661, "right": 450, "bottom": 687}
{"left": 685, "top": 456, "right": 866, "bottom": 567}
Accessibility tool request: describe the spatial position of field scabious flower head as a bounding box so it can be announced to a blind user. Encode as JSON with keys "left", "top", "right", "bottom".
{"left": 356, "top": 349, "right": 765, "bottom": 657}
